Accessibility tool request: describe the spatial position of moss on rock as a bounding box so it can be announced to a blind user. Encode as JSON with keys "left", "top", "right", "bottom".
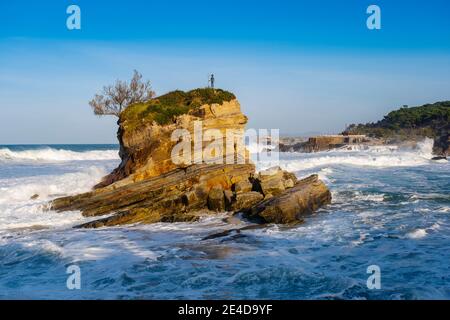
{"left": 121, "top": 88, "right": 236, "bottom": 130}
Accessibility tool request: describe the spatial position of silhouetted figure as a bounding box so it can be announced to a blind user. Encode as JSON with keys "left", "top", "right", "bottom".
{"left": 209, "top": 74, "right": 215, "bottom": 89}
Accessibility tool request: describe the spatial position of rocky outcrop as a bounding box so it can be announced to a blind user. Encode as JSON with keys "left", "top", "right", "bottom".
{"left": 96, "top": 98, "right": 249, "bottom": 188}
{"left": 232, "top": 192, "right": 264, "bottom": 211}
{"left": 51, "top": 164, "right": 255, "bottom": 227}
{"left": 255, "top": 166, "right": 298, "bottom": 196}
{"left": 433, "top": 124, "right": 449, "bottom": 156}
{"left": 49, "top": 89, "right": 331, "bottom": 227}
{"left": 244, "top": 174, "right": 331, "bottom": 224}
{"left": 50, "top": 163, "right": 330, "bottom": 228}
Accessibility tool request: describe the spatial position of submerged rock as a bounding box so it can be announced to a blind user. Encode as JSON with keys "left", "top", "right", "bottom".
{"left": 431, "top": 156, "right": 447, "bottom": 161}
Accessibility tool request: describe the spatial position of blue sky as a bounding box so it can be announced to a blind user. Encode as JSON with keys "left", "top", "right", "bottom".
{"left": 1, "top": 0, "right": 450, "bottom": 143}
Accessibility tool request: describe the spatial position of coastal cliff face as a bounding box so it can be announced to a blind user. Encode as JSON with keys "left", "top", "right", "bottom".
{"left": 50, "top": 89, "right": 331, "bottom": 227}
{"left": 96, "top": 95, "right": 249, "bottom": 188}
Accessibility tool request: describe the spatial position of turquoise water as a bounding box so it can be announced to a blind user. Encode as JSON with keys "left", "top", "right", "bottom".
{"left": 0, "top": 143, "right": 449, "bottom": 299}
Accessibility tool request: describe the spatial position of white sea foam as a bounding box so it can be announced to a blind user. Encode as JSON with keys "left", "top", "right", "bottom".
{"left": 333, "top": 144, "right": 399, "bottom": 153}
{"left": 437, "top": 206, "right": 450, "bottom": 213}
{"left": 405, "top": 220, "right": 441, "bottom": 240}
{"left": 317, "top": 167, "right": 334, "bottom": 183}
{"left": 0, "top": 166, "right": 110, "bottom": 230}
{"left": 0, "top": 141, "right": 448, "bottom": 299}
{"left": 353, "top": 192, "right": 385, "bottom": 202}
{"left": 254, "top": 138, "right": 436, "bottom": 172}
{"left": 407, "top": 229, "right": 428, "bottom": 239}
{"left": 257, "top": 154, "right": 430, "bottom": 173}
{"left": 0, "top": 166, "right": 108, "bottom": 203}
{"left": 0, "top": 147, "right": 119, "bottom": 162}
{"left": 416, "top": 138, "right": 435, "bottom": 159}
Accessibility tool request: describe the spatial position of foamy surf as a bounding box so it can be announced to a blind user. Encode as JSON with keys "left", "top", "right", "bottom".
{"left": 0, "top": 142, "right": 448, "bottom": 299}
{"left": 253, "top": 138, "right": 437, "bottom": 173}
{"left": 0, "top": 147, "right": 119, "bottom": 162}
{"left": 0, "top": 166, "right": 111, "bottom": 230}
{"left": 407, "top": 229, "right": 428, "bottom": 239}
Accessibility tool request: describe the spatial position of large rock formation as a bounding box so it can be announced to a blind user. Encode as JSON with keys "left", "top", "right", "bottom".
{"left": 52, "top": 164, "right": 256, "bottom": 227}
{"left": 96, "top": 94, "right": 249, "bottom": 188}
{"left": 49, "top": 89, "right": 331, "bottom": 227}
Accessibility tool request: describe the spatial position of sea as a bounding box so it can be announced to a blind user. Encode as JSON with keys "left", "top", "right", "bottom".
{"left": 0, "top": 140, "right": 449, "bottom": 299}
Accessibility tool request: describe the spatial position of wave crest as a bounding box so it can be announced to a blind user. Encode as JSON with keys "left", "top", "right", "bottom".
{"left": 255, "top": 138, "right": 437, "bottom": 172}
{"left": 0, "top": 147, "right": 119, "bottom": 162}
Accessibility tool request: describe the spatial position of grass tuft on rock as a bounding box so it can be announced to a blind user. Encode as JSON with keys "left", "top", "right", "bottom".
{"left": 121, "top": 88, "right": 236, "bottom": 128}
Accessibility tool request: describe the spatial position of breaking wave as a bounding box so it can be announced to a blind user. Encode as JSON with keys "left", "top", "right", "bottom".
{"left": 255, "top": 138, "right": 437, "bottom": 172}
{"left": 0, "top": 140, "right": 449, "bottom": 299}
{"left": 0, "top": 147, "right": 119, "bottom": 162}
{"left": 0, "top": 166, "right": 110, "bottom": 230}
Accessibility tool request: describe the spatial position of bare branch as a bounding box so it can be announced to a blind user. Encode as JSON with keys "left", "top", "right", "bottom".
{"left": 89, "top": 70, "right": 155, "bottom": 117}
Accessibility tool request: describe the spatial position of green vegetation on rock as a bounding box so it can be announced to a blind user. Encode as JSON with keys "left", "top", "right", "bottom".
{"left": 345, "top": 101, "right": 449, "bottom": 155}
{"left": 121, "top": 88, "right": 236, "bottom": 128}
{"left": 346, "top": 101, "right": 450, "bottom": 139}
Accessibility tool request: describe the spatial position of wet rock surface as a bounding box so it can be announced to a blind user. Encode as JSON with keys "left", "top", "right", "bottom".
{"left": 243, "top": 174, "right": 332, "bottom": 224}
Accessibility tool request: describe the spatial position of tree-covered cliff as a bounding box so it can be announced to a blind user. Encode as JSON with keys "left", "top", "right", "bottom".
{"left": 345, "top": 101, "right": 450, "bottom": 155}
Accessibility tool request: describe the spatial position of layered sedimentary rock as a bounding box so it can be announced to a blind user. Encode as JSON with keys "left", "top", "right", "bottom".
{"left": 52, "top": 163, "right": 255, "bottom": 227}
{"left": 49, "top": 89, "right": 331, "bottom": 227}
{"left": 96, "top": 98, "right": 249, "bottom": 188}
{"left": 244, "top": 174, "right": 331, "bottom": 224}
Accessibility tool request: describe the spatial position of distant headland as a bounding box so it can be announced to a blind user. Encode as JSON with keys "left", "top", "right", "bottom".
{"left": 280, "top": 101, "right": 449, "bottom": 157}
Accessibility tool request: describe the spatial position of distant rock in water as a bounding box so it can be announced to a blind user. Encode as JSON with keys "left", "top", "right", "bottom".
{"left": 280, "top": 134, "right": 371, "bottom": 153}
{"left": 49, "top": 88, "right": 331, "bottom": 227}
{"left": 431, "top": 156, "right": 447, "bottom": 161}
{"left": 280, "top": 102, "right": 449, "bottom": 155}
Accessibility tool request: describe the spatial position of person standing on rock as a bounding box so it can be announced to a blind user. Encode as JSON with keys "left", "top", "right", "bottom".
{"left": 209, "top": 74, "right": 215, "bottom": 89}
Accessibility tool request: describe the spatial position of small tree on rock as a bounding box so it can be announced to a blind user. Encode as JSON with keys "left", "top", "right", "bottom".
{"left": 89, "top": 70, "right": 155, "bottom": 117}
